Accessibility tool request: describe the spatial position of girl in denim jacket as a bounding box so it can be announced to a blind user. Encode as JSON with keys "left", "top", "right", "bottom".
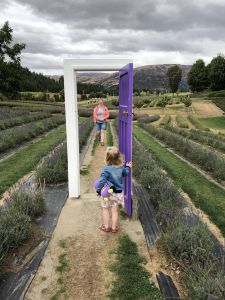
{"left": 96, "top": 146, "right": 132, "bottom": 233}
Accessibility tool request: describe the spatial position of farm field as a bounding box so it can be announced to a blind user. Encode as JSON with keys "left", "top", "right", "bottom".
{"left": 134, "top": 126, "right": 225, "bottom": 235}
{"left": 0, "top": 102, "right": 89, "bottom": 196}
{"left": 1, "top": 96, "right": 225, "bottom": 299}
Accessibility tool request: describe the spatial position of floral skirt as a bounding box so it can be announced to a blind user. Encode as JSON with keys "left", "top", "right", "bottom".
{"left": 100, "top": 192, "right": 124, "bottom": 208}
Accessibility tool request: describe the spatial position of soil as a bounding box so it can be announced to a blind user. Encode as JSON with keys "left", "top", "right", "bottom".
{"left": 192, "top": 100, "right": 223, "bottom": 116}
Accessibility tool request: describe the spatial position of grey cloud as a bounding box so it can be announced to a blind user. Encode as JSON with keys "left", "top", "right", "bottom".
{"left": 15, "top": 0, "right": 225, "bottom": 32}
{"left": 1, "top": 0, "right": 225, "bottom": 74}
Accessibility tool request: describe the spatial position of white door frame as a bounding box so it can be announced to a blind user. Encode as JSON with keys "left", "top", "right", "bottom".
{"left": 63, "top": 59, "right": 132, "bottom": 198}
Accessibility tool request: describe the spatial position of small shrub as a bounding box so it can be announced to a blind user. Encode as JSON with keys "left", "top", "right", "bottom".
{"left": 111, "top": 99, "right": 119, "bottom": 106}
{"left": 0, "top": 208, "right": 31, "bottom": 254}
{"left": 162, "top": 222, "right": 213, "bottom": 267}
{"left": 37, "top": 144, "right": 68, "bottom": 184}
{"left": 11, "top": 189, "right": 45, "bottom": 218}
{"left": 184, "top": 263, "right": 225, "bottom": 300}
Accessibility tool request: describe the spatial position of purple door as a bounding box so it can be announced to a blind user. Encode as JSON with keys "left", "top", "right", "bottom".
{"left": 118, "top": 63, "right": 133, "bottom": 216}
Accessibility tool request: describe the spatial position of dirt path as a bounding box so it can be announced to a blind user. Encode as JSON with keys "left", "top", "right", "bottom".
{"left": 192, "top": 99, "right": 223, "bottom": 116}
{"left": 25, "top": 132, "right": 146, "bottom": 300}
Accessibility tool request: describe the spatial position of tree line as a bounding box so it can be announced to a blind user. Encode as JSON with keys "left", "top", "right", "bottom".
{"left": 188, "top": 55, "right": 225, "bottom": 92}
{"left": 166, "top": 54, "right": 225, "bottom": 94}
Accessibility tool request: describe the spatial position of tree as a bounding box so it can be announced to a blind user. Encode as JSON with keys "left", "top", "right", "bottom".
{"left": 167, "top": 65, "right": 182, "bottom": 94}
{"left": 0, "top": 21, "right": 25, "bottom": 97}
{"left": 188, "top": 59, "right": 209, "bottom": 92}
{"left": 182, "top": 95, "right": 192, "bottom": 112}
{"left": 208, "top": 55, "right": 225, "bottom": 91}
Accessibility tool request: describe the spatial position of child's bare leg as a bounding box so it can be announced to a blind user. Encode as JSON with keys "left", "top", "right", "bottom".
{"left": 100, "top": 129, "right": 105, "bottom": 143}
{"left": 111, "top": 205, "right": 118, "bottom": 230}
{"left": 102, "top": 207, "right": 110, "bottom": 229}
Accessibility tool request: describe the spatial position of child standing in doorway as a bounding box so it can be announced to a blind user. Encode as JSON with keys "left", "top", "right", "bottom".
{"left": 96, "top": 146, "right": 132, "bottom": 233}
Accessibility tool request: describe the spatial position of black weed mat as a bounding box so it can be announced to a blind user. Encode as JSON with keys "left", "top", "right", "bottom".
{"left": 0, "top": 184, "right": 68, "bottom": 300}
{"left": 156, "top": 272, "right": 180, "bottom": 299}
{"left": 133, "top": 182, "right": 181, "bottom": 299}
{"left": 133, "top": 182, "right": 161, "bottom": 247}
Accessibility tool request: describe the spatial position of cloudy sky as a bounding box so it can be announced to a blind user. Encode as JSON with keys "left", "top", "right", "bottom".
{"left": 1, "top": 0, "right": 225, "bottom": 74}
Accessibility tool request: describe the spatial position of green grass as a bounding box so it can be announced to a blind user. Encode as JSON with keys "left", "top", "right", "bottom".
{"left": 188, "top": 115, "right": 209, "bottom": 131}
{"left": 198, "top": 117, "right": 225, "bottom": 130}
{"left": 134, "top": 126, "right": 225, "bottom": 236}
{"left": 108, "top": 235, "right": 161, "bottom": 300}
{"left": 91, "top": 135, "right": 99, "bottom": 155}
{"left": 107, "top": 122, "right": 114, "bottom": 146}
{"left": 0, "top": 126, "right": 66, "bottom": 195}
{"left": 51, "top": 240, "right": 70, "bottom": 300}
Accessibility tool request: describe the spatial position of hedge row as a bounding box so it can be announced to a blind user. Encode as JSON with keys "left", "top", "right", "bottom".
{"left": 0, "top": 102, "right": 65, "bottom": 114}
{"left": 132, "top": 136, "right": 225, "bottom": 299}
{"left": 136, "top": 114, "right": 160, "bottom": 123}
{"left": 36, "top": 117, "right": 93, "bottom": 184}
{"left": 165, "top": 124, "right": 225, "bottom": 153}
{"left": 139, "top": 123, "right": 225, "bottom": 181}
{"left": 0, "top": 106, "right": 30, "bottom": 120}
{"left": 0, "top": 116, "right": 65, "bottom": 153}
{"left": 0, "top": 112, "right": 51, "bottom": 130}
{"left": 0, "top": 189, "right": 45, "bottom": 276}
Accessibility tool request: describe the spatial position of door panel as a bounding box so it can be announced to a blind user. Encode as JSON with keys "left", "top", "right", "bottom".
{"left": 118, "top": 63, "right": 133, "bottom": 216}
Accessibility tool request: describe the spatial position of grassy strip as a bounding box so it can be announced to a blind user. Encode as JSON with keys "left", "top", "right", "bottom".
{"left": 176, "top": 115, "right": 189, "bottom": 128}
{"left": 134, "top": 126, "right": 225, "bottom": 236}
{"left": 108, "top": 235, "right": 161, "bottom": 300}
{"left": 51, "top": 240, "right": 70, "bottom": 300}
{"left": 0, "top": 126, "right": 66, "bottom": 195}
{"left": 91, "top": 135, "right": 99, "bottom": 156}
{"left": 107, "top": 122, "right": 114, "bottom": 146}
{"left": 198, "top": 116, "right": 225, "bottom": 130}
{"left": 188, "top": 115, "right": 209, "bottom": 131}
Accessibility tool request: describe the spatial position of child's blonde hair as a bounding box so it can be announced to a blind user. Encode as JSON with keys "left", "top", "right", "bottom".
{"left": 105, "top": 146, "right": 123, "bottom": 166}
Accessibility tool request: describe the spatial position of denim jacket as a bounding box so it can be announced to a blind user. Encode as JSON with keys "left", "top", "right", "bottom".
{"left": 96, "top": 165, "right": 130, "bottom": 193}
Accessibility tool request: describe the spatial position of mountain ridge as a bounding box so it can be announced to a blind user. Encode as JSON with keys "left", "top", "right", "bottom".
{"left": 49, "top": 64, "right": 191, "bottom": 91}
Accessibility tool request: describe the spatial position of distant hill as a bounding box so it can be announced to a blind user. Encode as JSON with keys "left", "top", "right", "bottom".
{"left": 49, "top": 64, "right": 191, "bottom": 91}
